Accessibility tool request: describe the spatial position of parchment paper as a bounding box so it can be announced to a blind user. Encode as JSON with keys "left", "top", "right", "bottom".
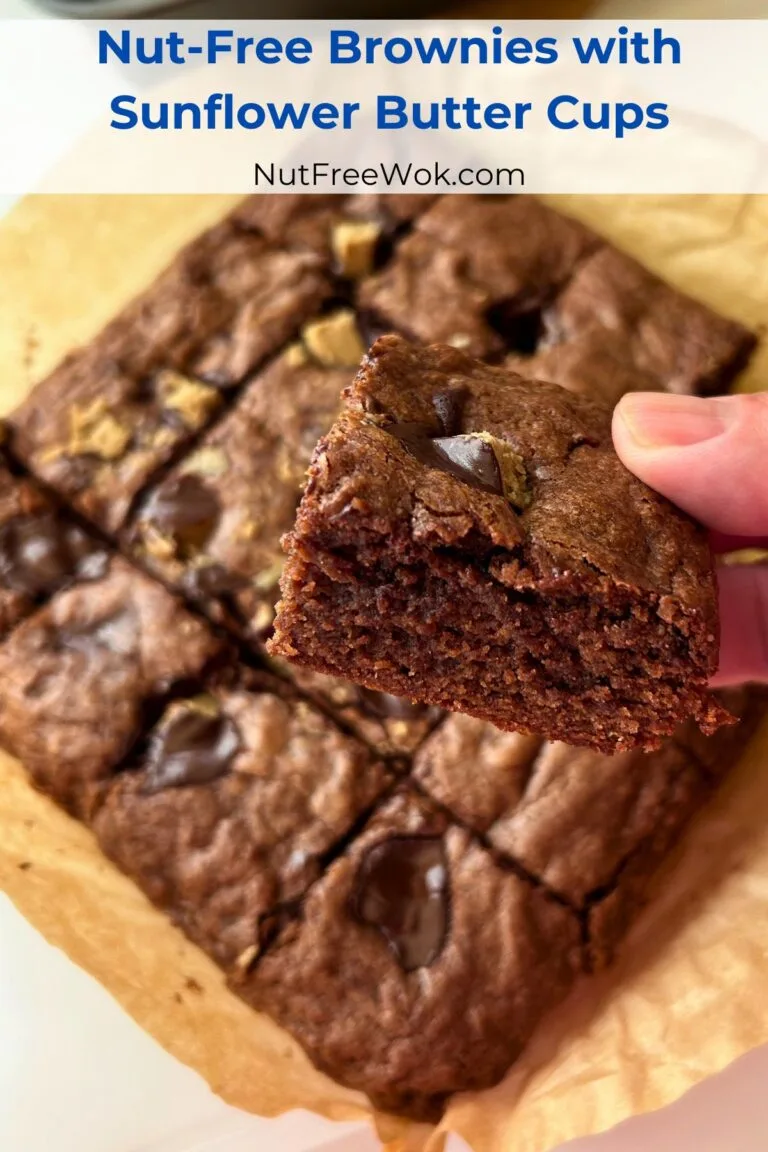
{"left": 0, "top": 194, "right": 767, "bottom": 1152}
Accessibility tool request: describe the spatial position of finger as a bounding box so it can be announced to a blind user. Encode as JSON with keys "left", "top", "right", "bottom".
{"left": 712, "top": 564, "right": 768, "bottom": 686}
{"left": 710, "top": 531, "right": 768, "bottom": 554}
{"left": 612, "top": 392, "right": 768, "bottom": 536}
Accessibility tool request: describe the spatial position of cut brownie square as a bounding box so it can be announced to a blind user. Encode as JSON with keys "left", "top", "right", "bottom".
{"left": 359, "top": 195, "right": 755, "bottom": 395}
{"left": 0, "top": 555, "right": 222, "bottom": 818}
{"left": 92, "top": 668, "right": 390, "bottom": 969}
{"left": 270, "top": 336, "right": 728, "bottom": 754}
{"left": 507, "top": 246, "right": 757, "bottom": 403}
{"left": 9, "top": 220, "right": 331, "bottom": 534}
{"left": 0, "top": 459, "right": 109, "bottom": 639}
{"left": 236, "top": 787, "right": 582, "bottom": 1120}
{"left": 358, "top": 195, "right": 598, "bottom": 359}
{"left": 126, "top": 310, "right": 362, "bottom": 639}
{"left": 412, "top": 715, "right": 704, "bottom": 960}
{"left": 413, "top": 691, "right": 766, "bottom": 964}
{"left": 125, "top": 308, "right": 443, "bottom": 756}
{"left": 231, "top": 193, "right": 436, "bottom": 278}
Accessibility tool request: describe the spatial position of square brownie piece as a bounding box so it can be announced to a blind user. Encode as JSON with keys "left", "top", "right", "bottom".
{"left": 270, "top": 336, "right": 727, "bottom": 754}
{"left": 92, "top": 669, "right": 390, "bottom": 969}
{"left": 359, "top": 195, "right": 754, "bottom": 396}
{"left": 413, "top": 692, "right": 766, "bottom": 963}
{"left": 236, "top": 787, "right": 582, "bottom": 1120}
{"left": 9, "top": 220, "right": 331, "bottom": 534}
{"left": 0, "top": 459, "right": 109, "bottom": 639}
{"left": 358, "top": 195, "right": 598, "bottom": 359}
{"left": 126, "top": 310, "right": 363, "bottom": 640}
{"left": 0, "top": 555, "right": 222, "bottom": 818}
{"left": 412, "top": 715, "right": 704, "bottom": 961}
{"left": 507, "top": 246, "right": 757, "bottom": 404}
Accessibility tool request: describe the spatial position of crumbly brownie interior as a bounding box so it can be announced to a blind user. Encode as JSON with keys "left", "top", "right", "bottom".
{"left": 0, "top": 194, "right": 762, "bottom": 1119}
{"left": 270, "top": 337, "right": 726, "bottom": 753}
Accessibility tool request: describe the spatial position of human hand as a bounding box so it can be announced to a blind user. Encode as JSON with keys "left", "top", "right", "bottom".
{"left": 613, "top": 392, "right": 768, "bottom": 686}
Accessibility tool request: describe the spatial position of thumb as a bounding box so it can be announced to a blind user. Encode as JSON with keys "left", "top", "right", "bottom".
{"left": 613, "top": 391, "right": 768, "bottom": 686}
{"left": 612, "top": 391, "right": 768, "bottom": 536}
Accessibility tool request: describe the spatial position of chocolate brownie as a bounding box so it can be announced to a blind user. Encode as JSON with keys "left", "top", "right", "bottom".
{"left": 506, "top": 246, "right": 757, "bottom": 404}
{"left": 358, "top": 196, "right": 599, "bottom": 359}
{"left": 0, "top": 555, "right": 222, "bottom": 818}
{"left": 359, "top": 196, "right": 755, "bottom": 395}
{"left": 270, "top": 336, "right": 727, "bottom": 754}
{"left": 412, "top": 715, "right": 704, "bottom": 957}
{"left": 414, "top": 689, "right": 767, "bottom": 964}
{"left": 236, "top": 787, "right": 582, "bottom": 1119}
{"left": 127, "top": 311, "right": 362, "bottom": 638}
{"left": 232, "top": 193, "right": 436, "bottom": 278}
{"left": 92, "top": 670, "right": 390, "bottom": 968}
{"left": 9, "top": 220, "right": 331, "bottom": 533}
{"left": 0, "top": 460, "right": 109, "bottom": 638}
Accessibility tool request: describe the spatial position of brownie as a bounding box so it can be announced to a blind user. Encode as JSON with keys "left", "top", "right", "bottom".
{"left": 236, "top": 787, "right": 582, "bottom": 1119}
{"left": 358, "top": 196, "right": 598, "bottom": 359}
{"left": 412, "top": 715, "right": 704, "bottom": 958}
{"left": 232, "top": 193, "right": 436, "bottom": 278}
{"left": 0, "top": 460, "right": 109, "bottom": 639}
{"left": 127, "top": 311, "right": 362, "bottom": 638}
{"left": 359, "top": 195, "right": 755, "bottom": 395}
{"left": 285, "top": 665, "right": 443, "bottom": 757}
{"left": 9, "top": 220, "right": 331, "bottom": 533}
{"left": 92, "top": 669, "right": 390, "bottom": 969}
{"left": 507, "top": 246, "right": 757, "bottom": 404}
{"left": 0, "top": 555, "right": 221, "bottom": 818}
{"left": 270, "top": 336, "right": 727, "bottom": 754}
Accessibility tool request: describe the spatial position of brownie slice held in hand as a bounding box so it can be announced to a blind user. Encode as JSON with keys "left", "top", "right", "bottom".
{"left": 269, "top": 336, "right": 728, "bottom": 754}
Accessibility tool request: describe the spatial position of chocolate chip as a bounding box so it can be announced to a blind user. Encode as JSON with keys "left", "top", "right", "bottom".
{"left": 353, "top": 836, "right": 448, "bottom": 971}
{"left": 145, "top": 707, "right": 242, "bottom": 791}
{"left": 143, "top": 475, "right": 220, "bottom": 554}
{"left": 432, "top": 386, "right": 468, "bottom": 436}
{"left": 0, "top": 513, "right": 108, "bottom": 598}
{"left": 389, "top": 425, "right": 503, "bottom": 496}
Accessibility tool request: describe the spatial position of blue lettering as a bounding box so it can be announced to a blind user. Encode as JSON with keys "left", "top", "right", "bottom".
{"left": 548, "top": 94, "right": 579, "bottom": 129}
{"left": 110, "top": 94, "right": 138, "bottom": 129}
{"left": 377, "top": 95, "right": 408, "bottom": 129}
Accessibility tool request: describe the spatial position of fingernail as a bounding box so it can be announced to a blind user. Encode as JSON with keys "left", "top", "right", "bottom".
{"left": 616, "top": 394, "right": 736, "bottom": 449}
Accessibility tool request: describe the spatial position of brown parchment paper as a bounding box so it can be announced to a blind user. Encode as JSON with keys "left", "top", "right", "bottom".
{"left": 0, "top": 194, "right": 767, "bottom": 1152}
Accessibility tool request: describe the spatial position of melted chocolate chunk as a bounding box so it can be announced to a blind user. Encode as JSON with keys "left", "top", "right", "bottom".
{"left": 145, "top": 707, "right": 242, "bottom": 791}
{"left": 353, "top": 836, "right": 448, "bottom": 971}
{"left": 432, "top": 386, "right": 468, "bottom": 436}
{"left": 0, "top": 513, "right": 107, "bottom": 598}
{"left": 143, "top": 475, "right": 220, "bottom": 554}
{"left": 389, "top": 424, "right": 503, "bottom": 496}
